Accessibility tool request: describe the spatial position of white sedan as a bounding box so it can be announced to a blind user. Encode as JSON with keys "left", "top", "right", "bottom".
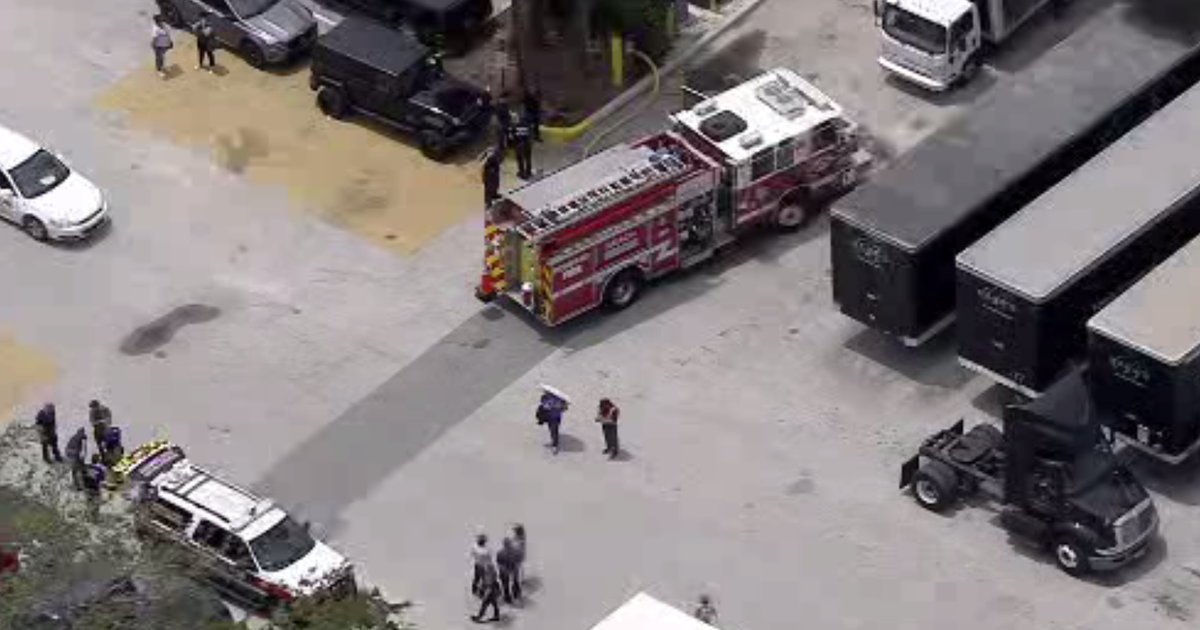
{"left": 0, "top": 125, "right": 108, "bottom": 242}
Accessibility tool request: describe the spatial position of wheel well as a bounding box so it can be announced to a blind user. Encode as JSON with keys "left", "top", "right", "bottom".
{"left": 602, "top": 266, "right": 645, "bottom": 296}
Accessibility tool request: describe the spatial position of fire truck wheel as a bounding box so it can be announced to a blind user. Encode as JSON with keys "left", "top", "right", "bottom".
{"left": 604, "top": 269, "right": 644, "bottom": 311}
{"left": 774, "top": 201, "right": 810, "bottom": 231}
{"left": 912, "top": 460, "right": 957, "bottom": 512}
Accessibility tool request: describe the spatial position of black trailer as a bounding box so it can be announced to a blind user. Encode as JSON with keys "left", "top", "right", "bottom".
{"left": 955, "top": 80, "right": 1200, "bottom": 398}
{"left": 1087, "top": 234, "right": 1200, "bottom": 463}
{"left": 900, "top": 371, "right": 1158, "bottom": 577}
{"left": 830, "top": 0, "right": 1200, "bottom": 346}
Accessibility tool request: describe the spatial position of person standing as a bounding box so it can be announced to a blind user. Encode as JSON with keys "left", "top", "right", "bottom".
{"left": 470, "top": 533, "right": 492, "bottom": 597}
{"left": 88, "top": 400, "right": 112, "bottom": 461}
{"left": 536, "top": 391, "right": 568, "bottom": 455}
{"left": 82, "top": 455, "right": 106, "bottom": 521}
{"left": 35, "top": 403, "right": 62, "bottom": 464}
{"left": 151, "top": 16, "right": 174, "bottom": 79}
{"left": 597, "top": 398, "right": 620, "bottom": 460}
{"left": 496, "top": 537, "right": 521, "bottom": 603}
{"left": 193, "top": 13, "right": 217, "bottom": 71}
{"left": 522, "top": 89, "right": 542, "bottom": 143}
{"left": 512, "top": 120, "right": 533, "bottom": 181}
{"left": 511, "top": 524, "right": 527, "bottom": 585}
{"left": 65, "top": 428, "right": 88, "bottom": 490}
{"left": 694, "top": 594, "right": 718, "bottom": 626}
{"left": 481, "top": 147, "right": 502, "bottom": 208}
{"left": 493, "top": 102, "right": 513, "bottom": 156}
{"left": 471, "top": 561, "right": 502, "bottom": 623}
{"left": 102, "top": 425, "right": 125, "bottom": 468}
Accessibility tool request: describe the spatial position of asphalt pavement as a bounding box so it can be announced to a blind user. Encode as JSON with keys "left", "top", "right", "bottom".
{"left": 5, "top": 1, "right": 1200, "bottom": 630}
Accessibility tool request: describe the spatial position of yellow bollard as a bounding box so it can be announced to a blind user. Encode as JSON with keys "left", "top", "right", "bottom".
{"left": 611, "top": 32, "right": 625, "bottom": 88}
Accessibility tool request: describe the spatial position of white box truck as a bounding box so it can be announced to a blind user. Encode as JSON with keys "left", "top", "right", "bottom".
{"left": 874, "top": 0, "right": 1060, "bottom": 91}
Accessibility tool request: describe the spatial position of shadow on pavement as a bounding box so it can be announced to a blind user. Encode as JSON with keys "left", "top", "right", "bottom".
{"left": 842, "top": 324, "right": 973, "bottom": 390}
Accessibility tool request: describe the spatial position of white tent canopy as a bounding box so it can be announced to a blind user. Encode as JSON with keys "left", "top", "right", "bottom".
{"left": 589, "top": 592, "right": 719, "bottom": 630}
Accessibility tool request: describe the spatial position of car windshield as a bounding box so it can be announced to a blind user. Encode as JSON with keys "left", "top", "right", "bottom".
{"left": 882, "top": 6, "right": 947, "bottom": 55}
{"left": 229, "top": 0, "right": 277, "bottom": 19}
{"left": 10, "top": 149, "right": 70, "bottom": 199}
{"left": 248, "top": 516, "right": 316, "bottom": 572}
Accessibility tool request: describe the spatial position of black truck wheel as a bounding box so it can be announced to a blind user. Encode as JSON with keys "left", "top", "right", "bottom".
{"left": 604, "top": 268, "right": 644, "bottom": 311}
{"left": 1052, "top": 537, "right": 1092, "bottom": 577}
{"left": 912, "top": 460, "right": 958, "bottom": 512}
{"left": 419, "top": 131, "right": 450, "bottom": 161}
{"left": 317, "top": 87, "right": 348, "bottom": 119}
{"left": 240, "top": 40, "right": 266, "bottom": 69}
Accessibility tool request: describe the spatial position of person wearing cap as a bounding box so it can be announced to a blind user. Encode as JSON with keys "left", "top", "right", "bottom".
{"left": 536, "top": 391, "right": 569, "bottom": 455}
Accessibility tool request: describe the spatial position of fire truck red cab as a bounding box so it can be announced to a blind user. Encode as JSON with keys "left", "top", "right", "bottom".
{"left": 476, "top": 68, "right": 870, "bottom": 327}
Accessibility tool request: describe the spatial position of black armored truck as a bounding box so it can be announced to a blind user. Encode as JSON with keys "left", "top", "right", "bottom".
{"left": 900, "top": 370, "right": 1158, "bottom": 577}
{"left": 309, "top": 16, "right": 491, "bottom": 160}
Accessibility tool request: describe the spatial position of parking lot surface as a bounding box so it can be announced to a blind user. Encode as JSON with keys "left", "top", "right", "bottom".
{"left": 6, "top": 0, "right": 1200, "bottom": 630}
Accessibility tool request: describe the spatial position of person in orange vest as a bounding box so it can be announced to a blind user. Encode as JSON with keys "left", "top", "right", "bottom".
{"left": 597, "top": 398, "right": 620, "bottom": 460}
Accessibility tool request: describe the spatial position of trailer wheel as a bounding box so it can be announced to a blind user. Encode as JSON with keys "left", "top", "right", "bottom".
{"left": 1052, "top": 537, "right": 1092, "bottom": 577}
{"left": 912, "top": 461, "right": 958, "bottom": 512}
{"left": 604, "top": 268, "right": 644, "bottom": 311}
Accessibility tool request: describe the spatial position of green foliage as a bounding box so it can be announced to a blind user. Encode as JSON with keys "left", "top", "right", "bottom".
{"left": 272, "top": 590, "right": 415, "bottom": 630}
{"left": 594, "top": 0, "right": 674, "bottom": 61}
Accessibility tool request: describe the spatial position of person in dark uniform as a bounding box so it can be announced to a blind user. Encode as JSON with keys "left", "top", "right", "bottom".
{"left": 596, "top": 398, "right": 620, "bottom": 460}
{"left": 512, "top": 120, "right": 533, "bottom": 181}
{"left": 89, "top": 400, "right": 112, "bottom": 461}
{"left": 496, "top": 537, "right": 522, "bottom": 603}
{"left": 481, "top": 148, "right": 502, "bottom": 208}
{"left": 35, "top": 403, "right": 62, "bottom": 464}
{"left": 522, "top": 89, "right": 542, "bottom": 142}
{"left": 193, "top": 12, "right": 217, "bottom": 71}
{"left": 493, "top": 102, "right": 513, "bottom": 155}
{"left": 66, "top": 428, "right": 88, "bottom": 490}
{"left": 82, "top": 455, "right": 106, "bottom": 521}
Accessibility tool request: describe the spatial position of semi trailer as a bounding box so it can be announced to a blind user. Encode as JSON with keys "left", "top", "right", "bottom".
{"left": 1087, "top": 234, "right": 1200, "bottom": 464}
{"left": 875, "top": 0, "right": 1057, "bottom": 91}
{"left": 900, "top": 370, "right": 1158, "bottom": 577}
{"left": 831, "top": 0, "right": 1200, "bottom": 346}
{"left": 955, "top": 79, "right": 1200, "bottom": 398}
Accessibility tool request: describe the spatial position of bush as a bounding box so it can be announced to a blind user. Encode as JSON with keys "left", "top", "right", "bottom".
{"left": 594, "top": 0, "right": 674, "bottom": 61}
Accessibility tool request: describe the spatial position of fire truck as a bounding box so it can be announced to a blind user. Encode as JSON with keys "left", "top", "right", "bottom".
{"left": 475, "top": 68, "right": 872, "bottom": 326}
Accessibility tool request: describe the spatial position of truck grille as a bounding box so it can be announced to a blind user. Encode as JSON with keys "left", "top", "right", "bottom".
{"left": 1114, "top": 499, "right": 1155, "bottom": 549}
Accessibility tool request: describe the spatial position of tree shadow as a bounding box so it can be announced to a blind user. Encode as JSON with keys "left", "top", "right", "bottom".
{"left": 842, "top": 324, "right": 973, "bottom": 390}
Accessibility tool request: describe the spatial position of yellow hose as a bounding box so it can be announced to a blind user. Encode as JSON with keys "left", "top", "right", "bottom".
{"left": 582, "top": 49, "right": 661, "bottom": 158}
{"left": 540, "top": 47, "right": 662, "bottom": 146}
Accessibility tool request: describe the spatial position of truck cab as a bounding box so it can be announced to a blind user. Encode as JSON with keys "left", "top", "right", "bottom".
{"left": 901, "top": 370, "right": 1158, "bottom": 576}
{"left": 876, "top": 0, "right": 981, "bottom": 91}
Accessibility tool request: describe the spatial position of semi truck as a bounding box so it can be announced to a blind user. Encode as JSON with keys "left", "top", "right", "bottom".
{"left": 900, "top": 370, "right": 1158, "bottom": 577}
{"left": 1087, "top": 234, "right": 1200, "bottom": 464}
{"left": 875, "top": 0, "right": 1057, "bottom": 91}
{"left": 955, "top": 78, "right": 1200, "bottom": 398}
{"left": 830, "top": 0, "right": 1200, "bottom": 347}
{"left": 476, "top": 69, "right": 870, "bottom": 325}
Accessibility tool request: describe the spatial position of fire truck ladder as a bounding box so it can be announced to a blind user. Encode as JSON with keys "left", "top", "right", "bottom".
{"left": 517, "top": 149, "right": 689, "bottom": 241}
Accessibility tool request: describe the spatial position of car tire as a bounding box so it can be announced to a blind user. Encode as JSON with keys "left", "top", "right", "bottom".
{"left": 317, "top": 87, "right": 348, "bottom": 119}
{"left": 912, "top": 460, "right": 957, "bottom": 512}
{"left": 159, "top": 0, "right": 184, "bottom": 28}
{"left": 603, "top": 268, "right": 644, "bottom": 311}
{"left": 22, "top": 217, "right": 48, "bottom": 242}
{"left": 419, "top": 131, "right": 450, "bottom": 161}
{"left": 1052, "top": 537, "right": 1092, "bottom": 577}
{"left": 241, "top": 40, "right": 267, "bottom": 69}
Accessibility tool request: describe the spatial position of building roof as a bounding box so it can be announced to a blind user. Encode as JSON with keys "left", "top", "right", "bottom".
{"left": 832, "top": 2, "right": 1200, "bottom": 252}
{"left": 957, "top": 79, "right": 1200, "bottom": 303}
{"left": 317, "top": 17, "right": 428, "bottom": 76}
{"left": 671, "top": 68, "right": 844, "bottom": 164}
{"left": 590, "top": 593, "right": 716, "bottom": 630}
{"left": 0, "top": 125, "right": 41, "bottom": 171}
{"left": 1089, "top": 234, "right": 1200, "bottom": 366}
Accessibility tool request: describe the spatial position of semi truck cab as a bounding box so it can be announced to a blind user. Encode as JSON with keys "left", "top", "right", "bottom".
{"left": 876, "top": 0, "right": 981, "bottom": 91}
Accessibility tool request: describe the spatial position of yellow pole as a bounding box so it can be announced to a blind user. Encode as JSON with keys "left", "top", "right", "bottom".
{"left": 611, "top": 32, "right": 625, "bottom": 88}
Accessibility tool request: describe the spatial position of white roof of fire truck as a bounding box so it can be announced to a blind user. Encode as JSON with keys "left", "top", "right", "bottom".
{"left": 502, "top": 136, "right": 703, "bottom": 243}
{"left": 671, "top": 68, "right": 846, "bottom": 164}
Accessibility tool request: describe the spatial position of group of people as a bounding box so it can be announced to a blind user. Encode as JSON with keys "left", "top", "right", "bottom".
{"left": 481, "top": 90, "right": 543, "bottom": 206}
{"left": 34, "top": 400, "right": 126, "bottom": 519}
{"left": 535, "top": 389, "right": 621, "bottom": 459}
{"left": 151, "top": 12, "right": 219, "bottom": 79}
{"left": 469, "top": 524, "right": 528, "bottom": 623}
